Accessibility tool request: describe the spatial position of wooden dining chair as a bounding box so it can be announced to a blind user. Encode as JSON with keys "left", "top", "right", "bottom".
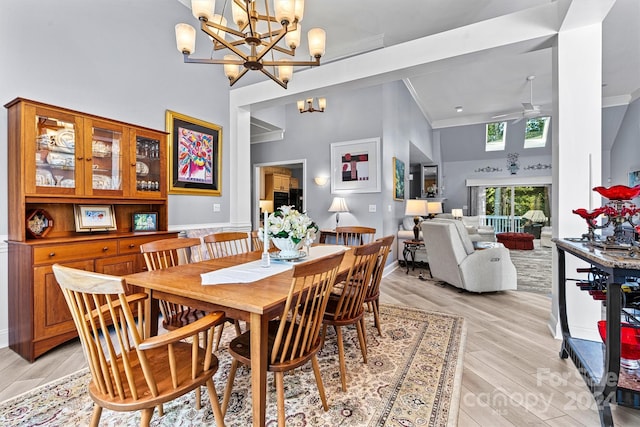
{"left": 204, "top": 231, "right": 253, "bottom": 258}
{"left": 335, "top": 226, "right": 376, "bottom": 246}
{"left": 52, "top": 264, "right": 226, "bottom": 427}
{"left": 139, "top": 237, "right": 207, "bottom": 330}
{"left": 322, "top": 240, "right": 383, "bottom": 391}
{"left": 139, "top": 237, "right": 212, "bottom": 407}
{"left": 222, "top": 251, "right": 345, "bottom": 427}
{"left": 250, "top": 230, "right": 264, "bottom": 252}
{"left": 363, "top": 235, "right": 395, "bottom": 337}
{"left": 203, "top": 232, "right": 252, "bottom": 350}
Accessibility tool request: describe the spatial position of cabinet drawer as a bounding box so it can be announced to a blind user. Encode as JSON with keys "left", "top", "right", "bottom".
{"left": 118, "top": 235, "right": 171, "bottom": 254}
{"left": 34, "top": 241, "right": 118, "bottom": 264}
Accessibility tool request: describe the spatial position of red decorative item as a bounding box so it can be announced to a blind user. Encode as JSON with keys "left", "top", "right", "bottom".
{"left": 598, "top": 320, "right": 640, "bottom": 361}
{"left": 572, "top": 207, "right": 608, "bottom": 226}
{"left": 592, "top": 185, "right": 640, "bottom": 201}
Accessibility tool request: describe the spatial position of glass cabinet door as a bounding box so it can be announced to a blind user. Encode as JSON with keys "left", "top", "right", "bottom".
{"left": 86, "top": 121, "right": 126, "bottom": 195}
{"left": 131, "top": 129, "right": 164, "bottom": 198}
{"left": 34, "top": 110, "right": 79, "bottom": 192}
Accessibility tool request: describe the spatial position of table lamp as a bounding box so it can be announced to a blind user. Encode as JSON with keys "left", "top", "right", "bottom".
{"left": 451, "top": 208, "right": 463, "bottom": 219}
{"left": 405, "top": 199, "right": 428, "bottom": 240}
{"left": 427, "top": 201, "right": 443, "bottom": 219}
{"left": 259, "top": 200, "right": 274, "bottom": 214}
{"left": 328, "top": 197, "right": 349, "bottom": 228}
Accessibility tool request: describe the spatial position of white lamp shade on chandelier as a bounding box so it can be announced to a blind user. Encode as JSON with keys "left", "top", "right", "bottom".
{"left": 174, "top": 0, "right": 326, "bottom": 89}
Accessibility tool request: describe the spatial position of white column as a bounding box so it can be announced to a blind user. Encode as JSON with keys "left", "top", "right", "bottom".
{"left": 550, "top": 21, "right": 606, "bottom": 340}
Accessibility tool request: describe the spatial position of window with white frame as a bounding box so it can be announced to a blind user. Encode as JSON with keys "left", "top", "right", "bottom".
{"left": 524, "top": 117, "right": 550, "bottom": 148}
{"left": 485, "top": 121, "right": 507, "bottom": 151}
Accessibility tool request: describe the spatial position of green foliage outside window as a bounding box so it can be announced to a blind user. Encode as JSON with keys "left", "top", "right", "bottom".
{"left": 486, "top": 122, "right": 506, "bottom": 143}
{"left": 525, "top": 118, "right": 547, "bottom": 140}
{"left": 485, "top": 186, "right": 549, "bottom": 218}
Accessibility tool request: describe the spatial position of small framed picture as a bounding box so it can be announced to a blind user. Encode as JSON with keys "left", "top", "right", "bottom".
{"left": 74, "top": 205, "right": 117, "bottom": 232}
{"left": 132, "top": 212, "right": 158, "bottom": 232}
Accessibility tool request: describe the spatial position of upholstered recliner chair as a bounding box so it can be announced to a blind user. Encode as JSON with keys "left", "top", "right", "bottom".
{"left": 422, "top": 218, "right": 517, "bottom": 292}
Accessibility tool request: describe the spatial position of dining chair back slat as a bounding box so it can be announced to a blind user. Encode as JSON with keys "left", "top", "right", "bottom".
{"left": 335, "top": 226, "right": 376, "bottom": 246}
{"left": 204, "top": 232, "right": 252, "bottom": 259}
{"left": 52, "top": 264, "right": 226, "bottom": 427}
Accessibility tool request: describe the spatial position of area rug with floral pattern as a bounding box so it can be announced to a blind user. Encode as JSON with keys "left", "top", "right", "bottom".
{"left": 0, "top": 304, "right": 465, "bottom": 426}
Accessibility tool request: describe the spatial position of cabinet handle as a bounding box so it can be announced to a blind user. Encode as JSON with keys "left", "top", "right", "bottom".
{"left": 77, "top": 156, "right": 83, "bottom": 160}
{"left": 86, "top": 157, "right": 93, "bottom": 161}
{"left": 48, "top": 252, "right": 55, "bottom": 257}
{"left": 129, "top": 243, "right": 135, "bottom": 248}
{"left": 102, "top": 247, "right": 109, "bottom": 252}
{"left": 131, "top": 163, "right": 136, "bottom": 167}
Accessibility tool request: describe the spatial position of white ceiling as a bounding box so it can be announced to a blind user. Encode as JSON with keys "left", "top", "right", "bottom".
{"left": 178, "top": 0, "right": 640, "bottom": 135}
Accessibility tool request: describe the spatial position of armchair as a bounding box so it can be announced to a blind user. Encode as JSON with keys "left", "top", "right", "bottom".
{"left": 422, "top": 219, "right": 517, "bottom": 293}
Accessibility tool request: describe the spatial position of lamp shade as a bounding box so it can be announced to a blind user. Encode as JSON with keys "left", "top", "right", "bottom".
{"left": 522, "top": 210, "right": 547, "bottom": 223}
{"left": 259, "top": 200, "right": 274, "bottom": 213}
{"left": 175, "top": 23, "right": 196, "bottom": 54}
{"left": 451, "top": 208, "right": 463, "bottom": 219}
{"left": 308, "top": 28, "right": 326, "bottom": 57}
{"left": 405, "top": 199, "right": 428, "bottom": 217}
{"left": 427, "top": 201, "right": 443, "bottom": 214}
{"left": 328, "top": 197, "right": 349, "bottom": 212}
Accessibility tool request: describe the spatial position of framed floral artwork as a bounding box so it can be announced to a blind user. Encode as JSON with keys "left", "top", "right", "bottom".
{"left": 330, "top": 137, "right": 381, "bottom": 194}
{"left": 393, "top": 157, "right": 405, "bottom": 200}
{"left": 74, "top": 204, "right": 117, "bottom": 232}
{"left": 166, "top": 110, "right": 222, "bottom": 195}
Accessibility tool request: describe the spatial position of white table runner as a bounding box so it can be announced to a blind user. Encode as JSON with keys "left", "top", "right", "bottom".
{"left": 201, "top": 245, "right": 350, "bottom": 285}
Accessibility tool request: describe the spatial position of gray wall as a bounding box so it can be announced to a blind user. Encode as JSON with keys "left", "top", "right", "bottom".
{"left": 610, "top": 99, "right": 640, "bottom": 187}
{"left": 251, "top": 80, "right": 433, "bottom": 257}
{"left": 0, "top": 0, "right": 233, "bottom": 232}
{"left": 438, "top": 119, "right": 553, "bottom": 212}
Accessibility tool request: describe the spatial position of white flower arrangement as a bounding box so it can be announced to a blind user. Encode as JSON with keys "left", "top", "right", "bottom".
{"left": 260, "top": 205, "right": 318, "bottom": 244}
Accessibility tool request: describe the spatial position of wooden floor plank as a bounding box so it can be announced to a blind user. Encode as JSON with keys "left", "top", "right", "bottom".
{"left": 0, "top": 263, "right": 639, "bottom": 425}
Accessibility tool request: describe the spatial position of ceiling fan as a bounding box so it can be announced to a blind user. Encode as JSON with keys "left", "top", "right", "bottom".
{"left": 492, "top": 75, "right": 551, "bottom": 123}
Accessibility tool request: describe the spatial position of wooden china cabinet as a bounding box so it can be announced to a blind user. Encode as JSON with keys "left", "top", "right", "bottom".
{"left": 5, "top": 98, "right": 177, "bottom": 362}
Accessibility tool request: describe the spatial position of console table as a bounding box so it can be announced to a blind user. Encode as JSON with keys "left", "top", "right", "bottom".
{"left": 555, "top": 239, "right": 640, "bottom": 426}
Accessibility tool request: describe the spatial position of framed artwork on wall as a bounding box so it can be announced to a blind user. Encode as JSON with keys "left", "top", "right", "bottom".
{"left": 330, "top": 137, "right": 381, "bottom": 194}
{"left": 629, "top": 169, "right": 640, "bottom": 188}
{"left": 393, "top": 157, "right": 405, "bottom": 200}
{"left": 166, "top": 110, "right": 222, "bottom": 195}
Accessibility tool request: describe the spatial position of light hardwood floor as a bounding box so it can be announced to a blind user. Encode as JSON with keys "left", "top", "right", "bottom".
{"left": 2, "top": 265, "right": 640, "bottom": 426}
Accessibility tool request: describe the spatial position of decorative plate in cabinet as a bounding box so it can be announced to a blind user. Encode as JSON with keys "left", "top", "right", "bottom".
{"left": 26, "top": 209, "right": 54, "bottom": 238}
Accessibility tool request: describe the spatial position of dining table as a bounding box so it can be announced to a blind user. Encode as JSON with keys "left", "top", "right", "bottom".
{"left": 124, "top": 244, "right": 354, "bottom": 427}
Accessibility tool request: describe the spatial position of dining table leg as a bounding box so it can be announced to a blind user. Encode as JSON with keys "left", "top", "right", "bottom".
{"left": 250, "top": 312, "right": 268, "bottom": 426}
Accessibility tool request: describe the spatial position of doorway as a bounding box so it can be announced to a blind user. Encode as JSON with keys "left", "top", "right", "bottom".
{"left": 253, "top": 159, "right": 307, "bottom": 228}
{"left": 480, "top": 185, "right": 551, "bottom": 233}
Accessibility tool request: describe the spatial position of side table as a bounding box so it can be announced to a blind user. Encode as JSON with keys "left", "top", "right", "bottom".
{"left": 402, "top": 240, "right": 430, "bottom": 279}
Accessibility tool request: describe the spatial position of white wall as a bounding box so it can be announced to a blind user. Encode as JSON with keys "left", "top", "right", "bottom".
{"left": 0, "top": 0, "right": 237, "bottom": 348}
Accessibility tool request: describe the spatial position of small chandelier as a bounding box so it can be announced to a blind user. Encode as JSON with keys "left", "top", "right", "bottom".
{"left": 175, "top": 0, "right": 327, "bottom": 89}
{"left": 297, "top": 97, "right": 326, "bottom": 113}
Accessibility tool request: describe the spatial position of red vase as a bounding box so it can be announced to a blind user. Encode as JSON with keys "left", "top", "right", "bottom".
{"left": 592, "top": 185, "right": 640, "bottom": 201}
{"left": 597, "top": 320, "right": 640, "bottom": 362}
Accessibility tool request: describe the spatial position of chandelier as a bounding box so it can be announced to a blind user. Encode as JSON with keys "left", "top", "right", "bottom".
{"left": 297, "top": 97, "right": 326, "bottom": 113}
{"left": 175, "top": 0, "right": 326, "bottom": 89}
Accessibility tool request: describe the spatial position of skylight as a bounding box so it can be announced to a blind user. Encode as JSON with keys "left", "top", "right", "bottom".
{"left": 524, "top": 117, "right": 549, "bottom": 149}
{"left": 485, "top": 121, "right": 507, "bottom": 152}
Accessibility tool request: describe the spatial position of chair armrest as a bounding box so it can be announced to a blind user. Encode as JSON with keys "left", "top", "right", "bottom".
{"left": 138, "top": 311, "right": 226, "bottom": 351}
